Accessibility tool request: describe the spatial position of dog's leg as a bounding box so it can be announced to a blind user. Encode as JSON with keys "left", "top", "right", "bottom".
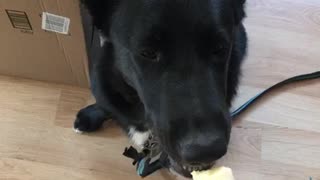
{"left": 73, "top": 104, "right": 111, "bottom": 133}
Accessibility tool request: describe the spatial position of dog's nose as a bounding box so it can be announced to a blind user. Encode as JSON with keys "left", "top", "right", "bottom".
{"left": 179, "top": 136, "right": 227, "bottom": 164}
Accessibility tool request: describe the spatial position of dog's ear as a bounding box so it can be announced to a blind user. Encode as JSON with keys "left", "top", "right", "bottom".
{"left": 233, "top": 0, "right": 246, "bottom": 24}
{"left": 81, "top": 0, "right": 119, "bottom": 31}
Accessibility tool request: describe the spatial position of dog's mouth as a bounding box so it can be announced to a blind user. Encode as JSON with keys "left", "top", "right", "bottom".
{"left": 168, "top": 157, "right": 215, "bottom": 177}
{"left": 146, "top": 132, "right": 216, "bottom": 177}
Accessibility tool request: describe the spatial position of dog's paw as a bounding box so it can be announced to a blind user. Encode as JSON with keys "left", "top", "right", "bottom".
{"left": 73, "top": 127, "right": 84, "bottom": 134}
{"left": 73, "top": 113, "right": 104, "bottom": 133}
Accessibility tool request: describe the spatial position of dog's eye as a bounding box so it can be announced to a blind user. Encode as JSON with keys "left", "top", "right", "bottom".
{"left": 140, "top": 49, "right": 159, "bottom": 62}
{"left": 212, "top": 44, "right": 228, "bottom": 55}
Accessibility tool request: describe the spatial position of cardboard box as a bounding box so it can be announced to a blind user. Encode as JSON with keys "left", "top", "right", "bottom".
{"left": 0, "top": 0, "right": 89, "bottom": 87}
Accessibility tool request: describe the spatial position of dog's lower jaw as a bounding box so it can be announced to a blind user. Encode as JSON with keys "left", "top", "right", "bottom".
{"left": 169, "top": 168, "right": 192, "bottom": 180}
{"left": 128, "top": 127, "right": 150, "bottom": 149}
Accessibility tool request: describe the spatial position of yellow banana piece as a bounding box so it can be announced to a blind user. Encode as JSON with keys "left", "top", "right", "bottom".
{"left": 192, "top": 166, "right": 235, "bottom": 180}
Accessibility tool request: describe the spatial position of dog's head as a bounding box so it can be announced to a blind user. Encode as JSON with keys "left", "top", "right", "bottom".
{"left": 84, "top": 0, "right": 246, "bottom": 177}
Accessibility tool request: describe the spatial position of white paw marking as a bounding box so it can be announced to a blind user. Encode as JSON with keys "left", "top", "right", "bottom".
{"left": 128, "top": 127, "right": 150, "bottom": 149}
{"left": 73, "top": 127, "right": 84, "bottom": 134}
{"left": 99, "top": 34, "right": 108, "bottom": 47}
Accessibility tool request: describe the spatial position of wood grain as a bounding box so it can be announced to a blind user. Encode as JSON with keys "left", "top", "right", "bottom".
{"left": 0, "top": 0, "right": 320, "bottom": 179}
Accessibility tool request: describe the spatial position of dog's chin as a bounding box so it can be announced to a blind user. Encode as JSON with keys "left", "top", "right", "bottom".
{"left": 168, "top": 157, "right": 214, "bottom": 178}
{"left": 170, "top": 161, "right": 192, "bottom": 178}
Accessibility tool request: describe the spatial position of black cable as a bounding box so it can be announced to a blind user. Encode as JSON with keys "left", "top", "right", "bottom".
{"left": 231, "top": 71, "right": 320, "bottom": 118}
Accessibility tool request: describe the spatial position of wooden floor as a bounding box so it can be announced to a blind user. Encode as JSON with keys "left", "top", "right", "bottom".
{"left": 1, "top": 0, "right": 320, "bottom": 179}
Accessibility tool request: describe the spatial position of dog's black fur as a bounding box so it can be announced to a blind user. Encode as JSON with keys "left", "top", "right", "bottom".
{"left": 75, "top": 0, "right": 247, "bottom": 177}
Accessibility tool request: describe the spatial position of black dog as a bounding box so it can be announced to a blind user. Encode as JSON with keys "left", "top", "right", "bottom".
{"left": 75, "top": 0, "right": 247, "bottom": 177}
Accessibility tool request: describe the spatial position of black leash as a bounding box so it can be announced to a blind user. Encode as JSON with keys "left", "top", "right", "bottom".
{"left": 123, "top": 70, "right": 320, "bottom": 178}
{"left": 231, "top": 71, "right": 320, "bottom": 117}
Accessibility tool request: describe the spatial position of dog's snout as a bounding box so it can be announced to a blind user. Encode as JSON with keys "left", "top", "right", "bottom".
{"left": 178, "top": 134, "right": 228, "bottom": 165}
